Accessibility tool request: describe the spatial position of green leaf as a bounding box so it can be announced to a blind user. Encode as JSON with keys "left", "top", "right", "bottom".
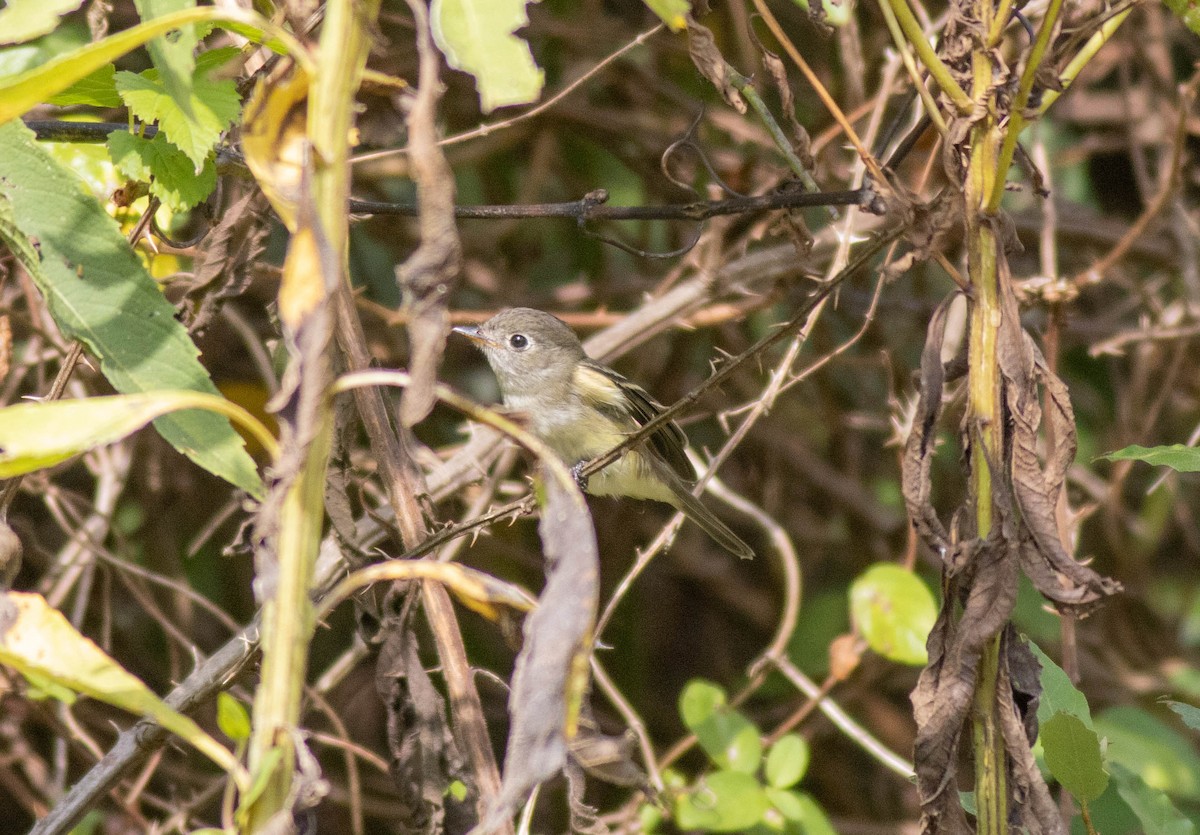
{"left": 107, "top": 130, "right": 216, "bottom": 210}
{"left": 0, "top": 591, "right": 240, "bottom": 777}
{"left": 0, "top": 120, "right": 262, "bottom": 497}
{"left": 132, "top": 0, "right": 198, "bottom": 117}
{"left": 848, "top": 563, "right": 936, "bottom": 665}
{"left": 675, "top": 769, "right": 770, "bottom": 833}
{"left": 641, "top": 0, "right": 689, "bottom": 30}
{"left": 1102, "top": 444, "right": 1200, "bottom": 472}
{"left": 765, "top": 734, "right": 809, "bottom": 789}
{"left": 1163, "top": 0, "right": 1200, "bottom": 36}
{"left": 47, "top": 64, "right": 121, "bottom": 107}
{"left": 1164, "top": 701, "right": 1200, "bottom": 732}
{"left": 767, "top": 790, "right": 836, "bottom": 835}
{"left": 1028, "top": 640, "right": 1094, "bottom": 728}
{"left": 0, "top": 392, "right": 266, "bottom": 478}
{"left": 1111, "top": 763, "right": 1197, "bottom": 835}
{"left": 1041, "top": 711, "right": 1108, "bottom": 802}
{"left": 240, "top": 747, "right": 284, "bottom": 811}
{"left": 216, "top": 692, "right": 251, "bottom": 743}
{"left": 787, "top": 0, "right": 853, "bottom": 26}
{"left": 115, "top": 66, "right": 240, "bottom": 168}
{"left": 430, "top": 0, "right": 544, "bottom": 113}
{"left": 0, "top": 22, "right": 89, "bottom": 77}
{"left": 680, "top": 680, "right": 762, "bottom": 772}
{"left": 0, "top": 6, "right": 294, "bottom": 126}
{"left": 680, "top": 679, "right": 727, "bottom": 728}
{"left": 1096, "top": 705, "right": 1200, "bottom": 801}
{"left": 0, "top": 0, "right": 88, "bottom": 45}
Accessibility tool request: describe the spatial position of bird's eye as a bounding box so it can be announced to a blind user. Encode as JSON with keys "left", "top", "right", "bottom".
{"left": 509, "top": 333, "right": 529, "bottom": 350}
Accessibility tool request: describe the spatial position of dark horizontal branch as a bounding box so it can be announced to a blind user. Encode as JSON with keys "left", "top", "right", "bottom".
{"left": 350, "top": 187, "right": 884, "bottom": 221}
{"left": 25, "top": 119, "right": 887, "bottom": 223}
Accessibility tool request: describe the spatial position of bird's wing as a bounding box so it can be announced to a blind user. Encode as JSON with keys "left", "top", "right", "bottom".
{"left": 574, "top": 359, "right": 695, "bottom": 482}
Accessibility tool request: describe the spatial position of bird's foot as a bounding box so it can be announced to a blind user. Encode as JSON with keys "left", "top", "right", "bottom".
{"left": 570, "top": 462, "right": 590, "bottom": 493}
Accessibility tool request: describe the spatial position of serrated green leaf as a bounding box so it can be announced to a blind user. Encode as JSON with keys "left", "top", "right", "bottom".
{"left": 0, "top": 0, "right": 88, "bottom": 45}
{"left": 116, "top": 66, "right": 240, "bottom": 168}
{"left": 217, "top": 692, "right": 251, "bottom": 743}
{"left": 1028, "top": 640, "right": 1094, "bottom": 728}
{"left": 107, "top": 130, "right": 216, "bottom": 210}
{"left": 849, "top": 563, "right": 936, "bottom": 665}
{"left": 0, "top": 120, "right": 262, "bottom": 497}
{"left": 1112, "top": 763, "right": 1196, "bottom": 835}
{"left": 133, "top": 0, "right": 198, "bottom": 116}
{"left": 430, "top": 0, "right": 544, "bottom": 113}
{"left": 675, "top": 769, "right": 770, "bottom": 833}
{"left": 641, "top": 0, "right": 688, "bottom": 30}
{"left": 765, "top": 734, "right": 809, "bottom": 789}
{"left": 1041, "top": 711, "right": 1108, "bottom": 801}
{"left": 1102, "top": 444, "right": 1200, "bottom": 472}
{"left": 47, "top": 64, "right": 121, "bottom": 107}
{"left": 0, "top": 6, "right": 295, "bottom": 126}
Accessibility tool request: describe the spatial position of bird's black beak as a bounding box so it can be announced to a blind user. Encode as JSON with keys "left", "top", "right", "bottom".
{"left": 452, "top": 324, "right": 497, "bottom": 348}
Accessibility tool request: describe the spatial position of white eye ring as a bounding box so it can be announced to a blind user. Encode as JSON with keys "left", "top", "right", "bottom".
{"left": 509, "top": 333, "right": 529, "bottom": 350}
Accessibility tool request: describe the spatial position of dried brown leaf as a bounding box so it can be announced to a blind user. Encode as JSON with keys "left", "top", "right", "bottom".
{"left": 183, "top": 189, "right": 269, "bottom": 333}
{"left": 997, "top": 277, "right": 1121, "bottom": 611}
{"left": 685, "top": 16, "right": 746, "bottom": 115}
{"left": 378, "top": 622, "right": 466, "bottom": 832}
{"left": 902, "top": 295, "right": 958, "bottom": 555}
{"left": 750, "top": 32, "right": 812, "bottom": 166}
{"left": 484, "top": 471, "right": 599, "bottom": 827}
{"left": 997, "top": 647, "right": 1064, "bottom": 835}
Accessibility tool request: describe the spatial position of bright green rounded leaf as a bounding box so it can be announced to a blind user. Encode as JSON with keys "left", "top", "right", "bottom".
{"left": 680, "top": 679, "right": 727, "bottom": 729}
{"left": 764, "top": 788, "right": 836, "bottom": 835}
{"left": 638, "top": 801, "right": 663, "bottom": 833}
{"left": 792, "top": 792, "right": 837, "bottom": 835}
{"left": 642, "top": 0, "right": 688, "bottom": 30}
{"left": 765, "top": 734, "right": 810, "bottom": 788}
{"left": 430, "top": 0, "right": 544, "bottom": 113}
{"left": 849, "top": 563, "right": 936, "bottom": 665}
{"left": 718, "top": 714, "right": 763, "bottom": 773}
{"left": 1041, "top": 711, "right": 1108, "bottom": 802}
{"left": 680, "top": 679, "right": 762, "bottom": 771}
{"left": 216, "top": 692, "right": 251, "bottom": 743}
{"left": 675, "top": 769, "right": 770, "bottom": 833}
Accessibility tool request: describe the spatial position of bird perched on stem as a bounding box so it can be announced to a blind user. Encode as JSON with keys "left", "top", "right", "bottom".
{"left": 454, "top": 308, "right": 753, "bottom": 559}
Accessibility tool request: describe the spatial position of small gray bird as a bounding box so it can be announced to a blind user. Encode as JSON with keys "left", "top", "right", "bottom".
{"left": 454, "top": 308, "right": 753, "bottom": 559}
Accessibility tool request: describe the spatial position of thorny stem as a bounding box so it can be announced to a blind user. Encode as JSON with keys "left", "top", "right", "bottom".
{"left": 875, "top": 0, "right": 950, "bottom": 137}
{"left": 243, "top": 0, "right": 378, "bottom": 823}
{"left": 966, "top": 0, "right": 1006, "bottom": 825}
{"left": 986, "top": 0, "right": 1066, "bottom": 212}
{"left": 877, "top": 0, "right": 974, "bottom": 113}
{"left": 725, "top": 66, "right": 823, "bottom": 195}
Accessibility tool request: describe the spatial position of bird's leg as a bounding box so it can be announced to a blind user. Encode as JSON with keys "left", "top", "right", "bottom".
{"left": 570, "top": 461, "right": 590, "bottom": 493}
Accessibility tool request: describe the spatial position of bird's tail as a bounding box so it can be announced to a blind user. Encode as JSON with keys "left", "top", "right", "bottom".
{"left": 662, "top": 473, "right": 754, "bottom": 560}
